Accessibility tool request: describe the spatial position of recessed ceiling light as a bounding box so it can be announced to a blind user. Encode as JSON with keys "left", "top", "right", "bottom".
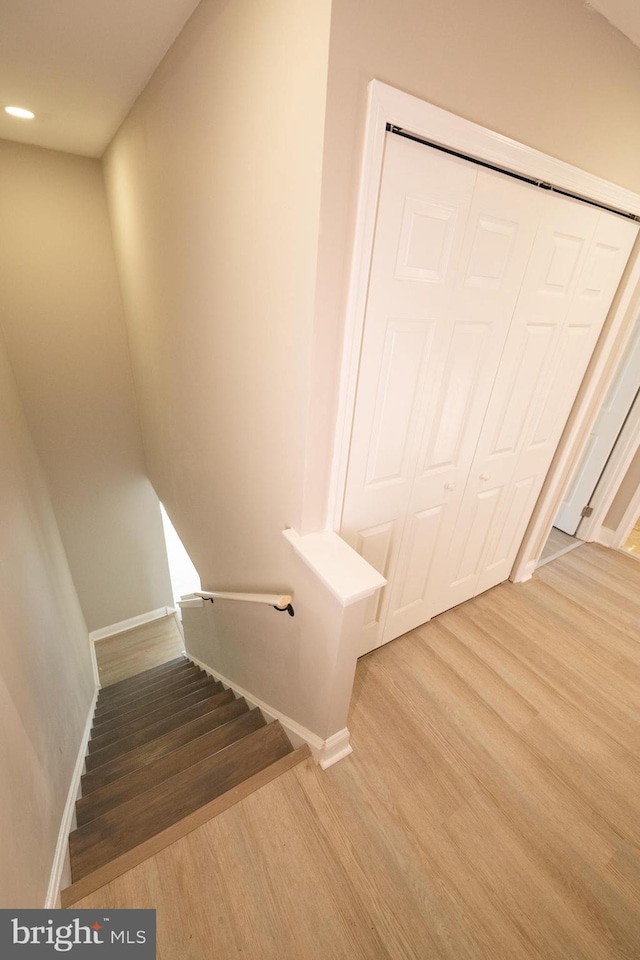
{"left": 4, "top": 106, "right": 35, "bottom": 120}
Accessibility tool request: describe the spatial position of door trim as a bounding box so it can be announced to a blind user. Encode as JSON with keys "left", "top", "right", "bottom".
{"left": 579, "top": 374, "right": 640, "bottom": 546}
{"left": 599, "top": 472, "right": 640, "bottom": 551}
{"left": 328, "top": 79, "right": 640, "bottom": 585}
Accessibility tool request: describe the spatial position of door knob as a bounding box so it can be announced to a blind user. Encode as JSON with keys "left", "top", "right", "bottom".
{"left": 480, "top": 473, "right": 490, "bottom": 481}
{"left": 445, "top": 481, "right": 456, "bottom": 491}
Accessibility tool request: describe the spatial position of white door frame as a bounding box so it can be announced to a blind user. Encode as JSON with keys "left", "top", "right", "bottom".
{"left": 615, "top": 491, "right": 640, "bottom": 550}
{"left": 580, "top": 390, "right": 640, "bottom": 547}
{"left": 555, "top": 315, "right": 640, "bottom": 538}
{"left": 596, "top": 476, "right": 640, "bottom": 550}
{"left": 327, "top": 79, "right": 640, "bottom": 585}
{"left": 577, "top": 335, "right": 640, "bottom": 545}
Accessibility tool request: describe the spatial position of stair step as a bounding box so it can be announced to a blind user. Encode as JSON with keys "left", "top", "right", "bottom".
{"left": 88, "top": 683, "right": 224, "bottom": 753}
{"left": 82, "top": 698, "right": 251, "bottom": 794}
{"left": 91, "top": 677, "right": 220, "bottom": 735}
{"left": 97, "top": 660, "right": 197, "bottom": 708}
{"left": 98, "top": 656, "right": 189, "bottom": 699}
{"left": 62, "top": 743, "right": 310, "bottom": 907}
{"left": 85, "top": 689, "right": 235, "bottom": 770}
{"left": 76, "top": 709, "right": 267, "bottom": 826}
{"left": 94, "top": 665, "right": 204, "bottom": 718}
{"left": 70, "top": 722, "right": 295, "bottom": 881}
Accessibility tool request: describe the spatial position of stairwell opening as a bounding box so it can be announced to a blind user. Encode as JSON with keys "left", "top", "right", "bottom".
{"left": 159, "top": 504, "right": 201, "bottom": 607}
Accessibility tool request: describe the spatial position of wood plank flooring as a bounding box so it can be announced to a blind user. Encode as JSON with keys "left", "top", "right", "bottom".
{"left": 538, "top": 525, "right": 581, "bottom": 564}
{"left": 94, "top": 615, "right": 184, "bottom": 687}
{"left": 73, "top": 544, "right": 640, "bottom": 960}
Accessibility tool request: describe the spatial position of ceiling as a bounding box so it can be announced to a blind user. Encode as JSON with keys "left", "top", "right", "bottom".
{"left": 587, "top": 0, "right": 640, "bottom": 48}
{"left": 0, "top": 0, "right": 201, "bottom": 157}
{"left": 0, "top": 1, "right": 639, "bottom": 160}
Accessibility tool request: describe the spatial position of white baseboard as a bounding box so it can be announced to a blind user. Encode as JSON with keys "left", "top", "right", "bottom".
{"left": 511, "top": 559, "right": 537, "bottom": 583}
{"left": 89, "top": 606, "right": 176, "bottom": 644}
{"left": 185, "top": 653, "right": 352, "bottom": 770}
{"left": 88, "top": 632, "right": 101, "bottom": 689}
{"left": 596, "top": 526, "right": 617, "bottom": 548}
{"left": 316, "top": 729, "right": 353, "bottom": 769}
{"left": 45, "top": 684, "right": 98, "bottom": 908}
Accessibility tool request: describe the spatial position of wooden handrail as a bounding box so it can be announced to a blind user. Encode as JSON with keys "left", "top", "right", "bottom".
{"left": 179, "top": 591, "right": 294, "bottom": 616}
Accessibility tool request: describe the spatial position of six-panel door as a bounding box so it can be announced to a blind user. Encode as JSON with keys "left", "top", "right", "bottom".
{"left": 341, "top": 132, "right": 638, "bottom": 655}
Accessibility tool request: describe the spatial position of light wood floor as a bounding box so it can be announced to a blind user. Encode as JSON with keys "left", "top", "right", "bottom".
{"left": 539, "top": 525, "right": 581, "bottom": 564}
{"left": 76, "top": 545, "right": 640, "bottom": 959}
{"left": 95, "top": 616, "right": 184, "bottom": 687}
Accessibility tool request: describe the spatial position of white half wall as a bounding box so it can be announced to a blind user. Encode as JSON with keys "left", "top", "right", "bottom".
{"left": 181, "top": 531, "right": 383, "bottom": 747}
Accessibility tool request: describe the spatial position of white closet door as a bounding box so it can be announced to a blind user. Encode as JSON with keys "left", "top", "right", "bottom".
{"left": 381, "top": 166, "right": 544, "bottom": 643}
{"left": 341, "top": 132, "right": 638, "bottom": 655}
{"left": 340, "top": 134, "right": 540, "bottom": 650}
{"left": 554, "top": 315, "right": 640, "bottom": 536}
{"left": 436, "top": 200, "right": 638, "bottom": 613}
{"left": 339, "top": 136, "right": 477, "bottom": 653}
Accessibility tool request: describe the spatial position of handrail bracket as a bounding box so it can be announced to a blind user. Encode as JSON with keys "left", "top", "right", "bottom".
{"left": 273, "top": 603, "right": 295, "bottom": 617}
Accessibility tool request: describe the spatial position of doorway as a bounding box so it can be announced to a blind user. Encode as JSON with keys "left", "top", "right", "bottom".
{"left": 552, "top": 315, "right": 640, "bottom": 538}
{"left": 160, "top": 504, "right": 201, "bottom": 605}
{"left": 536, "top": 527, "right": 583, "bottom": 569}
{"left": 621, "top": 517, "right": 640, "bottom": 557}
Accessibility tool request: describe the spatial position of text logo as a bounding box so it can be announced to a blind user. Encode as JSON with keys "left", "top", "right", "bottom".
{"left": 0, "top": 910, "right": 155, "bottom": 957}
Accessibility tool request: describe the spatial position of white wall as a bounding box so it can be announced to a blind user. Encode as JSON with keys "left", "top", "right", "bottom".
{"left": 103, "top": 0, "right": 340, "bottom": 738}
{"left": 0, "top": 328, "right": 94, "bottom": 907}
{"left": 0, "top": 139, "right": 173, "bottom": 632}
{"left": 301, "top": 0, "right": 640, "bottom": 530}
{"left": 103, "top": 0, "right": 331, "bottom": 590}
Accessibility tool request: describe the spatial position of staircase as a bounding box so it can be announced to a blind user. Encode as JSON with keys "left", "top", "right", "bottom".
{"left": 61, "top": 656, "right": 309, "bottom": 906}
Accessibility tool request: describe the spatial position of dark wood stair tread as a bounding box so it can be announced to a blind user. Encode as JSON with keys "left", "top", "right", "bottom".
{"left": 94, "top": 665, "right": 204, "bottom": 717}
{"left": 99, "top": 656, "right": 188, "bottom": 698}
{"left": 82, "top": 698, "right": 251, "bottom": 794}
{"left": 76, "top": 709, "right": 267, "bottom": 826}
{"left": 91, "top": 677, "right": 220, "bottom": 736}
{"left": 70, "top": 722, "right": 294, "bottom": 881}
{"left": 62, "top": 744, "right": 310, "bottom": 907}
{"left": 67, "top": 657, "right": 310, "bottom": 906}
{"left": 85, "top": 689, "right": 235, "bottom": 770}
{"left": 97, "top": 661, "right": 199, "bottom": 708}
{"left": 89, "top": 683, "right": 224, "bottom": 752}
